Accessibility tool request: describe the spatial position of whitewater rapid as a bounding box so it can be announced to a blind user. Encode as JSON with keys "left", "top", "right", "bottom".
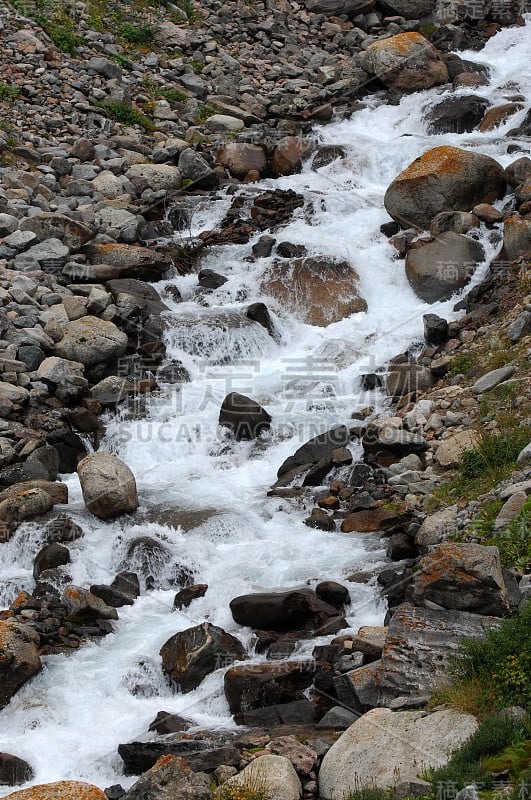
{"left": 0, "top": 18, "right": 530, "bottom": 793}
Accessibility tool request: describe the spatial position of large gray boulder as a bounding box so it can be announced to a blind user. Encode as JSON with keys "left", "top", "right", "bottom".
{"left": 384, "top": 146, "right": 506, "bottom": 230}
{"left": 55, "top": 316, "right": 128, "bottom": 366}
{"left": 412, "top": 543, "right": 511, "bottom": 616}
{"left": 375, "top": 603, "right": 499, "bottom": 708}
{"left": 405, "top": 232, "right": 485, "bottom": 302}
{"left": 319, "top": 707, "right": 477, "bottom": 799}
{"left": 77, "top": 452, "right": 138, "bottom": 520}
{"left": 360, "top": 33, "right": 448, "bottom": 92}
{"left": 160, "top": 623, "right": 247, "bottom": 693}
{"left": 121, "top": 754, "right": 210, "bottom": 800}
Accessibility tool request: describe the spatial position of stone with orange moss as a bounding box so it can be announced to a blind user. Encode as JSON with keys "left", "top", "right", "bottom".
{"left": 360, "top": 33, "right": 448, "bottom": 92}
{"left": 499, "top": 216, "right": 531, "bottom": 261}
{"left": 3, "top": 781, "right": 106, "bottom": 800}
{"left": 384, "top": 145, "right": 506, "bottom": 229}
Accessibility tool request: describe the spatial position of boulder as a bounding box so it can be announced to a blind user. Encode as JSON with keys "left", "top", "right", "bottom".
{"left": 405, "top": 233, "right": 485, "bottom": 303}
{"left": 472, "top": 366, "right": 515, "bottom": 394}
{"left": 62, "top": 585, "right": 118, "bottom": 621}
{"left": 413, "top": 543, "right": 510, "bottom": 616}
{"left": 430, "top": 211, "right": 479, "bottom": 237}
{"left": 90, "top": 572, "right": 140, "bottom": 608}
{"left": 160, "top": 623, "right": 247, "bottom": 693}
{"left": 362, "top": 421, "right": 428, "bottom": 455}
{"left": 216, "top": 143, "right": 267, "bottom": 179}
{"left": 0, "top": 488, "right": 54, "bottom": 539}
{"left": 0, "top": 481, "right": 68, "bottom": 507}
{"left": 351, "top": 626, "right": 387, "bottom": 659}
{"left": 272, "top": 137, "right": 316, "bottom": 176}
{"left": 54, "top": 316, "right": 128, "bottom": 366}
{"left": 261, "top": 257, "right": 367, "bottom": 326}
{"left": 120, "top": 755, "right": 210, "bottom": 800}
{"left": 333, "top": 661, "right": 381, "bottom": 711}
{"left": 499, "top": 217, "right": 531, "bottom": 261}
{"left": 219, "top": 755, "right": 302, "bottom": 800}
{"left": 0, "top": 619, "right": 41, "bottom": 710}
{"left": 0, "top": 753, "right": 34, "bottom": 786}
{"left": 318, "top": 707, "right": 478, "bottom": 799}
{"left": 277, "top": 426, "right": 350, "bottom": 478}
{"left": 423, "top": 313, "right": 448, "bottom": 345}
{"left": 77, "top": 452, "right": 138, "bottom": 519}
{"left": 379, "top": 0, "right": 435, "bottom": 15}
{"left": 33, "top": 543, "right": 70, "bottom": 581}
{"left": 384, "top": 146, "right": 506, "bottom": 230}
{"left": 361, "top": 33, "right": 448, "bottom": 92}
{"left": 426, "top": 96, "right": 489, "bottom": 134}
{"left": 178, "top": 149, "right": 218, "bottom": 189}
{"left": 125, "top": 164, "right": 182, "bottom": 193}
{"left": 479, "top": 102, "right": 524, "bottom": 132}
{"left": 80, "top": 242, "right": 171, "bottom": 281}
{"left": 435, "top": 429, "right": 479, "bottom": 468}
{"left": 219, "top": 393, "right": 271, "bottom": 440}
{"left": 119, "top": 738, "right": 240, "bottom": 776}
{"left": 376, "top": 603, "right": 498, "bottom": 707}
{"left": 230, "top": 588, "right": 342, "bottom": 633}
{"left": 19, "top": 213, "right": 94, "bottom": 250}
{"left": 415, "top": 506, "right": 457, "bottom": 549}
{"left": 341, "top": 508, "right": 398, "bottom": 533}
{"left": 2, "top": 783, "right": 106, "bottom": 800}
{"left": 224, "top": 662, "right": 315, "bottom": 713}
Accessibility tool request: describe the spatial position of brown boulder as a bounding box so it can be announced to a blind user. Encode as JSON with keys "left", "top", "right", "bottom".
{"left": 224, "top": 661, "right": 315, "bottom": 713}
{"left": 2, "top": 783, "right": 106, "bottom": 800}
{"left": 261, "top": 257, "right": 367, "bottom": 326}
{"left": 341, "top": 508, "right": 398, "bottom": 533}
{"left": 384, "top": 146, "right": 506, "bottom": 230}
{"left": 216, "top": 143, "right": 267, "bottom": 179}
{"left": 499, "top": 216, "right": 531, "bottom": 261}
{"left": 20, "top": 213, "right": 94, "bottom": 250}
{"left": 405, "top": 232, "right": 485, "bottom": 302}
{"left": 160, "top": 623, "right": 247, "bottom": 693}
{"left": 82, "top": 243, "right": 171, "bottom": 280}
{"left": 361, "top": 33, "right": 448, "bottom": 92}
{"left": 479, "top": 102, "right": 524, "bottom": 132}
{"left": 0, "top": 488, "right": 54, "bottom": 539}
{"left": 77, "top": 452, "right": 138, "bottom": 520}
{"left": 0, "top": 619, "right": 41, "bottom": 710}
{"left": 272, "top": 137, "right": 316, "bottom": 176}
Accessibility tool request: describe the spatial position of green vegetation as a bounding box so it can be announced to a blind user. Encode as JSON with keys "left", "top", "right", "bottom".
{"left": 110, "top": 53, "right": 134, "bottom": 71}
{"left": 119, "top": 22, "right": 155, "bottom": 45}
{"left": 426, "top": 715, "right": 531, "bottom": 798}
{"left": 95, "top": 101, "right": 155, "bottom": 132}
{"left": 448, "top": 353, "right": 474, "bottom": 378}
{"left": 0, "top": 82, "right": 20, "bottom": 101}
{"left": 433, "top": 601, "right": 531, "bottom": 715}
{"left": 141, "top": 78, "right": 188, "bottom": 105}
{"left": 459, "top": 428, "right": 531, "bottom": 481}
{"left": 194, "top": 102, "right": 220, "bottom": 123}
{"left": 176, "top": 0, "right": 203, "bottom": 24}
{"left": 215, "top": 782, "right": 270, "bottom": 800}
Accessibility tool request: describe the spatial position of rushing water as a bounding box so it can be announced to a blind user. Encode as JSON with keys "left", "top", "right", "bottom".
{"left": 1, "top": 19, "right": 530, "bottom": 793}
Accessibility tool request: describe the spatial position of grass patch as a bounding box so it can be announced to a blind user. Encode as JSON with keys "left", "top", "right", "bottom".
{"left": 426, "top": 715, "right": 530, "bottom": 798}
{"left": 433, "top": 601, "right": 531, "bottom": 715}
{"left": 119, "top": 22, "right": 155, "bottom": 44}
{"left": 0, "top": 82, "right": 21, "bottom": 101}
{"left": 110, "top": 53, "right": 134, "bottom": 71}
{"left": 95, "top": 101, "right": 155, "bottom": 132}
{"left": 487, "top": 498, "right": 531, "bottom": 570}
{"left": 176, "top": 0, "right": 203, "bottom": 24}
{"left": 215, "top": 779, "right": 270, "bottom": 800}
{"left": 459, "top": 428, "right": 531, "bottom": 481}
{"left": 448, "top": 353, "right": 474, "bottom": 378}
{"left": 194, "top": 102, "right": 220, "bottom": 124}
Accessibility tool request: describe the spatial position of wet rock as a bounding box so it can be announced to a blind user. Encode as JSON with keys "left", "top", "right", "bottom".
{"left": 278, "top": 426, "right": 350, "bottom": 478}
{"left": 384, "top": 146, "right": 506, "bottom": 230}
{"left": 0, "top": 481, "right": 67, "bottom": 507}
{"left": 0, "top": 488, "right": 54, "bottom": 539}
{"left": 62, "top": 585, "right": 118, "bottom": 621}
{"left": 317, "top": 706, "right": 358, "bottom": 729}
{"left": 361, "top": 33, "right": 448, "bottom": 93}
{"left": 2, "top": 782, "right": 106, "bottom": 800}
{"left": 55, "top": 316, "right": 128, "bottom": 367}
{"left": 47, "top": 430, "right": 87, "bottom": 474}
{"left": 341, "top": 508, "right": 398, "bottom": 533}
{"left": 413, "top": 543, "right": 511, "bottom": 616}
{"left": 304, "top": 508, "right": 336, "bottom": 531}
{"left": 261, "top": 257, "right": 366, "bottom": 327}
{"left": 148, "top": 711, "right": 192, "bottom": 734}
{"left": 90, "top": 572, "right": 140, "bottom": 608}
{"left": 224, "top": 661, "right": 315, "bottom": 713}
{"left": 219, "top": 392, "right": 272, "bottom": 440}
{"left": 272, "top": 137, "right": 316, "bottom": 176}
{"left": 430, "top": 211, "right": 479, "bottom": 236}
{"left": 198, "top": 269, "right": 227, "bottom": 290}
{"left": 230, "top": 588, "right": 342, "bottom": 633}
{"left": 216, "top": 143, "right": 267, "bottom": 179}
{"left": 479, "top": 102, "right": 524, "bottom": 132}
{"left": 405, "top": 233, "right": 485, "bottom": 303}
{"left": 160, "top": 622, "right": 248, "bottom": 693}
{"left": 376, "top": 603, "right": 498, "bottom": 708}
{"left": 118, "top": 756, "right": 210, "bottom": 800}
{"left": 0, "top": 753, "right": 34, "bottom": 786}
{"left": 173, "top": 583, "right": 208, "bottom": 610}
{"left": 423, "top": 314, "right": 448, "bottom": 345}
{"left": 0, "top": 619, "right": 41, "bottom": 710}
{"left": 220, "top": 755, "right": 302, "bottom": 800}
{"left": 33, "top": 543, "right": 70, "bottom": 581}
{"left": 234, "top": 699, "right": 316, "bottom": 726}
{"left": 426, "top": 96, "right": 489, "bottom": 134}
{"left": 77, "top": 452, "right": 138, "bottom": 520}
{"left": 319, "top": 707, "right": 477, "bottom": 799}
{"left": 316, "top": 581, "right": 350, "bottom": 607}
{"left": 119, "top": 738, "right": 240, "bottom": 776}
{"left": 122, "top": 536, "right": 192, "bottom": 591}
{"left": 245, "top": 302, "right": 276, "bottom": 338}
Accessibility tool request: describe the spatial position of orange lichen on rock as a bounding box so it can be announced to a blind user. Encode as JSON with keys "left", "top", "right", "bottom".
{"left": 397, "top": 146, "right": 470, "bottom": 180}
{"left": 3, "top": 781, "right": 107, "bottom": 800}
{"left": 370, "top": 31, "right": 429, "bottom": 54}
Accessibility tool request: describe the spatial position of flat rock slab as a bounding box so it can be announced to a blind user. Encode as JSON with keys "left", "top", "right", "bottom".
{"left": 473, "top": 366, "right": 515, "bottom": 394}
{"left": 318, "top": 707, "right": 477, "bottom": 799}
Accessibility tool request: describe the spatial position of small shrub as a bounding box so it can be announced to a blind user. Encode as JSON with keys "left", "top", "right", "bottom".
{"left": 488, "top": 498, "right": 531, "bottom": 569}
{"left": 426, "top": 714, "right": 530, "bottom": 798}
{"left": 110, "top": 53, "right": 133, "bottom": 71}
{"left": 95, "top": 101, "right": 155, "bottom": 132}
{"left": 120, "top": 22, "right": 155, "bottom": 44}
{"left": 448, "top": 353, "right": 474, "bottom": 377}
{"left": 0, "top": 82, "right": 20, "bottom": 101}
{"left": 176, "top": 0, "right": 203, "bottom": 24}
{"left": 215, "top": 779, "right": 270, "bottom": 800}
{"left": 460, "top": 428, "right": 531, "bottom": 480}
{"left": 160, "top": 87, "right": 188, "bottom": 105}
